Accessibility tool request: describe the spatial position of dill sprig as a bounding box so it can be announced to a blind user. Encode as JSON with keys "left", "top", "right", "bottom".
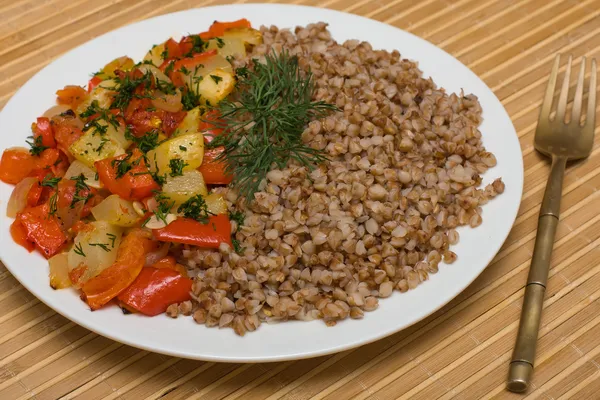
{"left": 210, "top": 50, "right": 336, "bottom": 199}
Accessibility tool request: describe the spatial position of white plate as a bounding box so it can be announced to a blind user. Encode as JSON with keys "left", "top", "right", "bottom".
{"left": 0, "top": 4, "right": 523, "bottom": 362}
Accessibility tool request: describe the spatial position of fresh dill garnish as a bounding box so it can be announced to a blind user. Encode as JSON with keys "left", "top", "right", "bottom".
{"left": 183, "top": 34, "right": 208, "bottom": 57}
{"left": 164, "top": 61, "right": 175, "bottom": 77}
{"left": 109, "top": 71, "right": 154, "bottom": 111}
{"left": 89, "top": 242, "right": 110, "bottom": 252}
{"left": 228, "top": 210, "right": 245, "bottom": 227}
{"left": 125, "top": 129, "right": 161, "bottom": 153}
{"left": 178, "top": 66, "right": 191, "bottom": 75}
{"left": 41, "top": 175, "right": 61, "bottom": 188}
{"left": 153, "top": 192, "right": 175, "bottom": 225}
{"left": 106, "top": 233, "right": 117, "bottom": 248}
{"left": 111, "top": 152, "right": 141, "bottom": 178}
{"left": 26, "top": 135, "right": 49, "bottom": 156}
{"left": 74, "top": 242, "right": 86, "bottom": 257}
{"left": 232, "top": 238, "right": 243, "bottom": 254}
{"left": 177, "top": 194, "right": 213, "bottom": 223}
{"left": 215, "top": 37, "right": 225, "bottom": 48}
{"left": 160, "top": 47, "right": 169, "bottom": 60}
{"left": 210, "top": 75, "right": 223, "bottom": 84}
{"left": 168, "top": 158, "right": 188, "bottom": 177}
{"left": 70, "top": 173, "right": 93, "bottom": 208}
{"left": 181, "top": 88, "right": 201, "bottom": 110}
{"left": 95, "top": 137, "right": 110, "bottom": 153}
{"left": 155, "top": 78, "right": 177, "bottom": 95}
{"left": 179, "top": 145, "right": 187, "bottom": 151}
{"left": 79, "top": 100, "right": 120, "bottom": 135}
{"left": 211, "top": 50, "right": 337, "bottom": 199}
{"left": 48, "top": 191, "right": 58, "bottom": 216}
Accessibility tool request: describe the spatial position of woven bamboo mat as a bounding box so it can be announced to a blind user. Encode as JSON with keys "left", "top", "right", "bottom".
{"left": 1, "top": 0, "right": 600, "bottom": 398}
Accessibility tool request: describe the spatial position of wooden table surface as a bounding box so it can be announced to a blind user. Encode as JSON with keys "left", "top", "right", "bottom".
{"left": 1, "top": 0, "right": 600, "bottom": 399}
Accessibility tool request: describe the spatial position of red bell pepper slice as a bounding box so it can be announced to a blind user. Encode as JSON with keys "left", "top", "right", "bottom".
{"left": 95, "top": 148, "right": 159, "bottom": 201}
{"left": 10, "top": 219, "right": 35, "bottom": 252}
{"left": 199, "top": 109, "right": 224, "bottom": 143}
{"left": 151, "top": 256, "right": 188, "bottom": 276}
{"left": 87, "top": 76, "right": 103, "bottom": 93}
{"left": 117, "top": 267, "right": 193, "bottom": 316}
{"left": 170, "top": 50, "right": 218, "bottom": 87}
{"left": 153, "top": 215, "right": 232, "bottom": 249}
{"left": 197, "top": 147, "right": 232, "bottom": 185}
{"left": 32, "top": 117, "right": 56, "bottom": 148}
{"left": 199, "top": 19, "right": 252, "bottom": 39}
{"left": 0, "top": 148, "right": 37, "bottom": 184}
{"left": 81, "top": 229, "right": 152, "bottom": 310}
{"left": 27, "top": 181, "right": 43, "bottom": 207}
{"left": 16, "top": 204, "right": 67, "bottom": 258}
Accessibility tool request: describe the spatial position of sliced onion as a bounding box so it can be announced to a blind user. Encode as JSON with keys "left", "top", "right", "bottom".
{"left": 6, "top": 177, "right": 37, "bottom": 218}
{"left": 152, "top": 89, "right": 182, "bottom": 112}
{"left": 145, "top": 242, "right": 171, "bottom": 267}
{"left": 43, "top": 104, "right": 71, "bottom": 118}
{"left": 57, "top": 201, "right": 84, "bottom": 231}
{"left": 137, "top": 64, "right": 171, "bottom": 84}
{"left": 64, "top": 160, "right": 102, "bottom": 189}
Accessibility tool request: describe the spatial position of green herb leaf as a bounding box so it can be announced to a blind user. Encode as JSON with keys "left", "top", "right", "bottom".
{"left": 210, "top": 75, "right": 223, "bottom": 84}
{"left": 168, "top": 158, "right": 188, "bottom": 177}
{"left": 26, "top": 135, "right": 49, "bottom": 156}
{"left": 41, "top": 175, "right": 61, "bottom": 188}
{"left": 74, "top": 242, "right": 86, "bottom": 257}
{"left": 177, "top": 194, "right": 214, "bottom": 223}
{"left": 70, "top": 173, "right": 93, "bottom": 209}
{"left": 89, "top": 242, "right": 110, "bottom": 252}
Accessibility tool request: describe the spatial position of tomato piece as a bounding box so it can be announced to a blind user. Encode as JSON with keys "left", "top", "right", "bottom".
{"left": 170, "top": 50, "right": 218, "bottom": 87}
{"left": 124, "top": 97, "right": 186, "bottom": 137}
{"left": 200, "top": 18, "right": 252, "bottom": 39}
{"left": 32, "top": 117, "right": 56, "bottom": 148}
{"left": 81, "top": 229, "right": 152, "bottom": 310}
{"left": 153, "top": 215, "right": 232, "bottom": 249}
{"left": 10, "top": 219, "right": 35, "bottom": 252}
{"left": 0, "top": 149, "right": 36, "bottom": 184}
{"left": 95, "top": 148, "right": 160, "bottom": 201}
{"left": 197, "top": 147, "right": 232, "bottom": 185}
{"left": 117, "top": 267, "right": 192, "bottom": 316}
{"left": 56, "top": 85, "right": 88, "bottom": 109}
{"left": 16, "top": 204, "right": 67, "bottom": 258}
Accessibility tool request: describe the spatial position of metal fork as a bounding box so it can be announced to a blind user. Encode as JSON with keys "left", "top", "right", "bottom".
{"left": 507, "top": 54, "right": 597, "bottom": 393}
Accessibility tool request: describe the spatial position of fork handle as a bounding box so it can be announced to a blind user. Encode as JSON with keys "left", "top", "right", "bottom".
{"left": 508, "top": 156, "right": 567, "bottom": 393}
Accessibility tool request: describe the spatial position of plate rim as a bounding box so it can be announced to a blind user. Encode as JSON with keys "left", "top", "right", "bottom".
{"left": 0, "top": 3, "right": 524, "bottom": 362}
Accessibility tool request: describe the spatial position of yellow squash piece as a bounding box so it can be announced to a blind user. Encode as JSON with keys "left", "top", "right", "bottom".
{"left": 222, "top": 28, "right": 263, "bottom": 46}
{"left": 147, "top": 132, "right": 204, "bottom": 177}
{"left": 69, "top": 128, "right": 126, "bottom": 169}
{"left": 173, "top": 107, "right": 201, "bottom": 137}
{"left": 205, "top": 193, "right": 228, "bottom": 215}
{"left": 196, "top": 69, "right": 236, "bottom": 106}
{"left": 162, "top": 170, "right": 208, "bottom": 206}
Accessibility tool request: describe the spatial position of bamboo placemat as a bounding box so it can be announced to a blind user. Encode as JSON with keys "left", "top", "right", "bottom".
{"left": 1, "top": 0, "right": 600, "bottom": 398}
